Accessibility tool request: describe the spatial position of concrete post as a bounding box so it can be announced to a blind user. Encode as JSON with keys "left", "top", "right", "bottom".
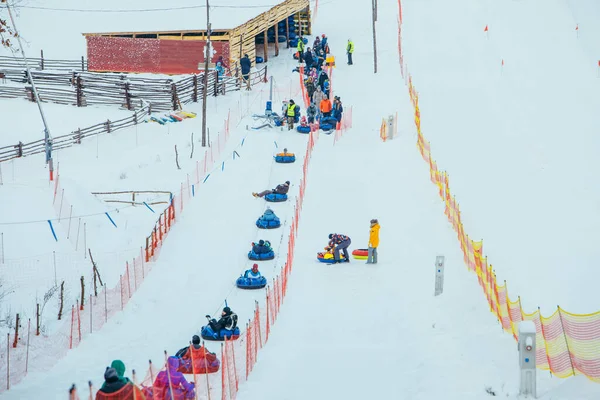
{"left": 434, "top": 255, "right": 445, "bottom": 296}
{"left": 518, "top": 320, "right": 537, "bottom": 398}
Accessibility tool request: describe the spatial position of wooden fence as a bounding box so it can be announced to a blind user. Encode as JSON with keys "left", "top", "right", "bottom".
{"left": 0, "top": 55, "right": 268, "bottom": 111}
{"left": 0, "top": 105, "right": 151, "bottom": 162}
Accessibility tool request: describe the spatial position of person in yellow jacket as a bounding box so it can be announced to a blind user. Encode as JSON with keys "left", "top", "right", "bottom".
{"left": 297, "top": 37, "right": 305, "bottom": 63}
{"left": 346, "top": 39, "right": 354, "bottom": 65}
{"left": 366, "top": 218, "right": 379, "bottom": 264}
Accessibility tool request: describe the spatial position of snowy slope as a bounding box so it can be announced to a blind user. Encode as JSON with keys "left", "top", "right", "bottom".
{"left": 401, "top": 0, "right": 600, "bottom": 314}
{"left": 0, "top": 51, "right": 308, "bottom": 398}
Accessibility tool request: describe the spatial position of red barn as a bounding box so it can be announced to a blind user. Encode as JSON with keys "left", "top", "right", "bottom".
{"left": 82, "top": 0, "right": 311, "bottom": 75}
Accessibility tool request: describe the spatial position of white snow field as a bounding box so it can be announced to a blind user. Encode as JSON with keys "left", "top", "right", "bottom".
{"left": 0, "top": 0, "right": 599, "bottom": 398}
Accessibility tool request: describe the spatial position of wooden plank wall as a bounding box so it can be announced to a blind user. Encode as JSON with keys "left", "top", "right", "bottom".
{"left": 228, "top": 0, "right": 309, "bottom": 67}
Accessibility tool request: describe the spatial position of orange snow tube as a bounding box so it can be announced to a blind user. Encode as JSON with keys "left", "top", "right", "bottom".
{"left": 352, "top": 249, "right": 368, "bottom": 260}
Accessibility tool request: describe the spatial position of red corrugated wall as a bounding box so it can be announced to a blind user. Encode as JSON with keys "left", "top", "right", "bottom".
{"left": 86, "top": 36, "right": 231, "bottom": 74}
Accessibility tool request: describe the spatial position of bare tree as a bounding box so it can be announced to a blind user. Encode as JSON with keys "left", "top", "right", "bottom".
{"left": 0, "top": 0, "right": 21, "bottom": 51}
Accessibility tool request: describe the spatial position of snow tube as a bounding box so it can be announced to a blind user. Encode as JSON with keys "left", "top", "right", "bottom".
{"left": 275, "top": 154, "right": 296, "bottom": 163}
{"left": 256, "top": 56, "right": 264, "bottom": 64}
{"left": 248, "top": 250, "right": 275, "bottom": 260}
{"left": 317, "top": 252, "right": 347, "bottom": 264}
{"left": 236, "top": 276, "right": 268, "bottom": 289}
{"left": 200, "top": 325, "right": 240, "bottom": 341}
{"left": 177, "top": 357, "right": 220, "bottom": 374}
{"left": 296, "top": 125, "right": 311, "bottom": 134}
{"left": 265, "top": 193, "right": 288, "bottom": 202}
{"left": 352, "top": 249, "right": 369, "bottom": 260}
{"left": 321, "top": 116, "right": 338, "bottom": 126}
{"left": 97, "top": 385, "right": 145, "bottom": 400}
{"left": 256, "top": 214, "right": 281, "bottom": 229}
{"left": 320, "top": 123, "right": 334, "bottom": 131}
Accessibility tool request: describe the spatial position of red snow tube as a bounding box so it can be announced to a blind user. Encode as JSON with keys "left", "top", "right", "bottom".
{"left": 352, "top": 249, "right": 368, "bottom": 259}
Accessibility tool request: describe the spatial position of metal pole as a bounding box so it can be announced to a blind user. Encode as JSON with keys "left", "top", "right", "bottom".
{"left": 201, "top": 0, "right": 211, "bottom": 147}
{"left": 5, "top": 2, "right": 54, "bottom": 179}
{"left": 371, "top": 0, "right": 378, "bottom": 73}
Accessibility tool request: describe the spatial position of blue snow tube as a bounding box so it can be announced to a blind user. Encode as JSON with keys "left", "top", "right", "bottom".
{"left": 256, "top": 215, "right": 281, "bottom": 229}
{"left": 256, "top": 56, "right": 264, "bottom": 64}
{"left": 265, "top": 193, "right": 288, "bottom": 202}
{"left": 236, "top": 276, "right": 268, "bottom": 289}
{"left": 201, "top": 325, "right": 241, "bottom": 341}
{"left": 275, "top": 154, "right": 296, "bottom": 163}
{"left": 296, "top": 125, "right": 311, "bottom": 134}
{"left": 320, "top": 123, "right": 334, "bottom": 131}
{"left": 321, "top": 116, "right": 338, "bottom": 126}
{"left": 248, "top": 250, "right": 275, "bottom": 260}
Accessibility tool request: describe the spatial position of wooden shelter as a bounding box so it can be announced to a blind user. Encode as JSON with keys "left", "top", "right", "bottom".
{"left": 82, "top": 0, "right": 311, "bottom": 75}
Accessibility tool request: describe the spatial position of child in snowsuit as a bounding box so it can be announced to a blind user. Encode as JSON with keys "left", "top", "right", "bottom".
{"left": 253, "top": 181, "right": 290, "bottom": 198}
{"left": 328, "top": 233, "right": 351, "bottom": 263}
{"left": 367, "top": 219, "right": 380, "bottom": 264}
{"left": 244, "top": 263, "right": 262, "bottom": 278}
{"left": 154, "top": 357, "right": 195, "bottom": 399}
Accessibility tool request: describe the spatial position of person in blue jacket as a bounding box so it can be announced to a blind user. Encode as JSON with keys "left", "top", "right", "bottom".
{"left": 333, "top": 96, "right": 344, "bottom": 123}
{"left": 215, "top": 61, "right": 225, "bottom": 80}
{"left": 240, "top": 54, "right": 251, "bottom": 86}
{"left": 244, "top": 263, "right": 262, "bottom": 278}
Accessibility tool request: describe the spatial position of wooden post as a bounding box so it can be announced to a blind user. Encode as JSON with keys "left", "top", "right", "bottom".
{"left": 36, "top": 304, "right": 40, "bottom": 335}
{"left": 80, "top": 276, "right": 85, "bottom": 310}
{"left": 192, "top": 75, "right": 198, "bottom": 102}
{"left": 274, "top": 21, "right": 279, "bottom": 57}
{"left": 213, "top": 70, "right": 218, "bottom": 97}
{"left": 76, "top": 75, "right": 83, "bottom": 107}
{"left": 12, "top": 314, "right": 19, "bottom": 348}
{"left": 58, "top": 281, "right": 65, "bottom": 320}
{"left": 285, "top": 18, "right": 290, "bottom": 48}
{"left": 263, "top": 30, "right": 268, "bottom": 62}
{"left": 124, "top": 82, "right": 132, "bottom": 110}
{"left": 202, "top": 0, "right": 211, "bottom": 147}
{"left": 170, "top": 82, "right": 178, "bottom": 110}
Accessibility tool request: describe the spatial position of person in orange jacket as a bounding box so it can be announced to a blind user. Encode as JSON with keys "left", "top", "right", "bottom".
{"left": 320, "top": 96, "right": 332, "bottom": 118}
{"left": 366, "top": 219, "right": 380, "bottom": 264}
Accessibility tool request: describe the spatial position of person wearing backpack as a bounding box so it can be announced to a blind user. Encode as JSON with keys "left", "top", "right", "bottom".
{"left": 206, "top": 307, "right": 238, "bottom": 333}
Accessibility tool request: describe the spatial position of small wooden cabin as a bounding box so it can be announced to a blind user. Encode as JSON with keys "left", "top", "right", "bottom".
{"left": 82, "top": 0, "right": 310, "bottom": 75}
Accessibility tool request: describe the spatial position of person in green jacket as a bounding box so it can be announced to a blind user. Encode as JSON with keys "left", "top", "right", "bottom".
{"left": 297, "top": 37, "right": 305, "bottom": 63}
{"left": 347, "top": 39, "right": 354, "bottom": 65}
{"left": 108, "top": 360, "right": 130, "bottom": 386}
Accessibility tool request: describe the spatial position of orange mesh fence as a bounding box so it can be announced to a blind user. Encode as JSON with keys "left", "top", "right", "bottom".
{"left": 398, "top": 1, "right": 600, "bottom": 383}
{"left": 81, "top": 129, "right": 319, "bottom": 399}
{"left": 0, "top": 106, "right": 246, "bottom": 393}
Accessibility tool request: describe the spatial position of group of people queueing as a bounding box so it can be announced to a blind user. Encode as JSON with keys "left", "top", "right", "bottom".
{"left": 323, "top": 219, "right": 380, "bottom": 264}
{"left": 285, "top": 33, "right": 346, "bottom": 131}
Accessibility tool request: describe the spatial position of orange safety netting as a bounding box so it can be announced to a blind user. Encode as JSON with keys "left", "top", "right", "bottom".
{"left": 401, "top": 9, "right": 600, "bottom": 380}
{"left": 0, "top": 108, "right": 240, "bottom": 394}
